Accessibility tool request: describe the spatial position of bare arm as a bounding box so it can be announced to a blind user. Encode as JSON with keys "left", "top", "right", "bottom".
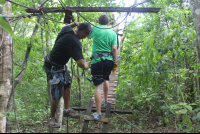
{"left": 66, "top": 22, "right": 81, "bottom": 28}
{"left": 112, "top": 45, "right": 117, "bottom": 62}
{"left": 76, "top": 59, "right": 90, "bottom": 69}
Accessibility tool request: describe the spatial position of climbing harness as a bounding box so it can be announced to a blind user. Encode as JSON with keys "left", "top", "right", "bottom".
{"left": 49, "top": 65, "right": 71, "bottom": 100}
{"left": 81, "top": 69, "right": 93, "bottom": 82}
{"left": 90, "top": 52, "right": 113, "bottom": 60}
{"left": 90, "top": 52, "right": 114, "bottom": 81}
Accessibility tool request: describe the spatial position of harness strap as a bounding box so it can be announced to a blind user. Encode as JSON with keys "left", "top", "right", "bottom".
{"left": 50, "top": 66, "right": 71, "bottom": 85}
{"left": 90, "top": 52, "right": 112, "bottom": 60}
{"left": 46, "top": 55, "right": 64, "bottom": 66}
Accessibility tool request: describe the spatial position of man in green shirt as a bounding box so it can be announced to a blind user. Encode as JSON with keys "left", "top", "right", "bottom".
{"left": 89, "top": 14, "right": 118, "bottom": 121}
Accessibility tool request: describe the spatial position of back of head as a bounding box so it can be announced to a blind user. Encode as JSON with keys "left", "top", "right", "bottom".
{"left": 99, "top": 14, "right": 109, "bottom": 25}
{"left": 77, "top": 22, "right": 92, "bottom": 34}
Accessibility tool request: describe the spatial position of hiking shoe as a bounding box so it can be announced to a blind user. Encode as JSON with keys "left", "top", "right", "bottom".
{"left": 63, "top": 109, "right": 80, "bottom": 119}
{"left": 101, "top": 100, "right": 108, "bottom": 107}
{"left": 49, "top": 117, "right": 60, "bottom": 128}
{"left": 92, "top": 112, "right": 102, "bottom": 121}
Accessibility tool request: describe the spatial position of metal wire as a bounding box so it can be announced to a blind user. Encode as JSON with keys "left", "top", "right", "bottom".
{"left": 113, "top": 112, "right": 146, "bottom": 133}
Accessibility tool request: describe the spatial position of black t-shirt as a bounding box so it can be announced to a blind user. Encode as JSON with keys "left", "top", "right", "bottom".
{"left": 48, "top": 26, "right": 84, "bottom": 65}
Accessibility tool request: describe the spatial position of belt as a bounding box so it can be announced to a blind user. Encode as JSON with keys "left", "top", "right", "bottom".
{"left": 45, "top": 55, "right": 64, "bottom": 66}
{"left": 90, "top": 52, "right": 112, "bottom": 60}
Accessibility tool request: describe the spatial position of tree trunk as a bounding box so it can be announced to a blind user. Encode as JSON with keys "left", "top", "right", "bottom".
{"left": 0, "top": 2, "right": 12, "bottom": 133}
{"left": 190, "top": 0, "right": 200, "bottom": 95}
{"left": 54, "top": 97, "right": 64, "bottom": 132}
{"left": 7, "top": 16, "right": 42, "bottom": 112}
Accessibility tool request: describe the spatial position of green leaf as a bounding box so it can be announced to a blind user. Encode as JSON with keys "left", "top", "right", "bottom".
{"left": 177, "top": 41, "right": 180, "bottom": 47}
{"left": 35, "top": 121, "right": 41, "bottom": 123}
{"left": 178, "top": 109, "right": 187, "bottom": 114}
{"left": 185, "top": 105, "right": 192, "bottom": 111}
{"left": 160, "top": 106, "right": 167, "bottom": 109}
{"left": 0, "top": 0, "right": 6, "bottom": 5}
{"left": 147, "top": 36, "right": 150, "bottom": 43}
{"left": 195, "top": 125, "right": 200, "bottom": 130}
{"left": 192, "top": 115, "right": 197, "bottom": 120}
{"left": 20, "top": 11, "right": 28, "bottom": 14}
{"left": 170, "top": 104, "right": 179, "bottom": 110}
{"left": 158, "top": 100, "right": 165, "bottom": 102}
{"left": 0, "top": 113, "right": 4, "bottom": 117}
{"left": 23, "top": 18, "right": 45, "bottom": 30}
{"left": 179, "top": 102, "right": 187, "bottom": 105}
{"left": 197, "top": 112, "right": 200, "bottom": 119}
{"left": 3, "top": 5, "right": 9, "bottom": 11}
{"left": 193, "top": 108, "right": 200, "bottom": 112}
{"left": 187, "top": 32, "right": 191, "bottom": 39}
{"left": 0, "top": 17, "right": 14, "bottom": 36}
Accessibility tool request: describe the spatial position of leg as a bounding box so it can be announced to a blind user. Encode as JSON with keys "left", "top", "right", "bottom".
{"left": 50, "top": 99, "right": 60, "bottom": 117}
{"left": 103, "top": 80, "right": 109, "bottom": 101}
{"left": 63, "top": 84, "right": 80, "bottom": 119}
{"left": 63, "top": 86, "right": 71, "bottom": 109}
{"left": 94, "top": 83, "right": 103, "bottom": 114}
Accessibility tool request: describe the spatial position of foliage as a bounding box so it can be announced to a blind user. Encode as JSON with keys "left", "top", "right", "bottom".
{"left": 4, "top": 0, "right": 200, "bottom": 133}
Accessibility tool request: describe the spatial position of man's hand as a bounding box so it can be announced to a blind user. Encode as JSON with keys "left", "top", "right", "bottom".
{"left": 112, "top": 61, "right": 118, "bottom": 74}
{"left": 67, "top": 22, "right": 81, "bottom": 28}
{"left": 75, "top": 22, "right": 81, "bottom": 26}
{"left": 84, "top": 61, "right": 91, "bottom": 70}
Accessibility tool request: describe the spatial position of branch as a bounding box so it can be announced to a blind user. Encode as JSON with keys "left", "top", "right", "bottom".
{"left": 5, "top": 0, "right": 33, "bottom": 9}
{"left": 32, "top": 0, "right": 36, "bottom": 8}
{"left": 40, "top": 0, "right": 49, "bottom": 8}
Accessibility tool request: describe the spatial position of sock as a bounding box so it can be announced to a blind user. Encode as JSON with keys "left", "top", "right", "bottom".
{"left": 65, "top": 109, "right": 71, "bottom": 112}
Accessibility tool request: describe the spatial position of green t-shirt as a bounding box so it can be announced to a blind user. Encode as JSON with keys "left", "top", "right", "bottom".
{"left": 89, "top": 25, "right": 118, "bottom": 64}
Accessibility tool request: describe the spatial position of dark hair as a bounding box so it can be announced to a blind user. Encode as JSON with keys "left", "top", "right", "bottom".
{"left": 99, "top": 14, "right": 109, "bottom": 25}
{"left": 77, "top": 22, "right": 92, "bottom": 34}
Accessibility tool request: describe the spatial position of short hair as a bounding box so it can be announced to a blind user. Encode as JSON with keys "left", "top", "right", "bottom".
{"left": 77, "top": 22, "right": 92, "bottom": 34}
{"left": 99, "top": 14, "right": 109, "bottom": 25}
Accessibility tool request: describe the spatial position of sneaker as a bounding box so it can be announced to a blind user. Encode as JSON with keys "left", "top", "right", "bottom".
{"left": 63, "top": 109, "right": 80, "bottom": 119}
{"left": 92, "top": 112, "right": 102, "bottom": 121}
{"left": 101, "top": 100, "right": 108, "bottom": 107}
{"left": 49, "top": 117, "right": 60, "bottom": 128}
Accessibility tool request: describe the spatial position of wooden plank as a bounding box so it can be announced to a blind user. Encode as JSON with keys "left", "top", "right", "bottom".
{"left": 92, "top": 98, "right": 116, "bottom": 102}
{"left": 108, "top": 83, "right": 117, "bottom": 86}
{"left": 92, "top": 104, "right": 115, "bottom": 109}
{"left": 91, "top": 94, "right": 116, "bottom": 98}
{"left": 72, "top": 107, "right": 133, "bottom": 114}
{"left": 102, "top": 103, "right": 111, "bottom": 133}
{"left": 84, "top": 115, "right": 109, "bottom": 123}
{"left": 81, "top": 101, "right": 93, "bottom": 133}
{"left": 100, "top": 93, "right": 117, "bottom": 95}
{"left": 26, "top": 7, "right": 161, "bottom": 13}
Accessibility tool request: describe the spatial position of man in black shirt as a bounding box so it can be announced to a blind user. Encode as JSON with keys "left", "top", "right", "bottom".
{"left": 44, "top": 22, "right": 92, "bottom": 128}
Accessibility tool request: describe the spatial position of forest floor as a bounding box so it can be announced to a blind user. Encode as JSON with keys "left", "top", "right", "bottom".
{"left": 7, "top": 112, "right": 200, "bottom": 133}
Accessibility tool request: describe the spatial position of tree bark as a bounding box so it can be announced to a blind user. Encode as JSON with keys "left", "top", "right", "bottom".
{"left": 0, "top": 2, "right": 12, "bottom": 133}
{"left": 190, "top": 0, "right": 200, "bottom": 95}
{"left": 7, "top": 16, "right": 42, "bottom": 112}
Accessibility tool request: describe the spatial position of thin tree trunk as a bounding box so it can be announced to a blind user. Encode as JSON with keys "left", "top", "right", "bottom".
{"left": 41, "top": 22, "right": 46, "bottom": 59}
{"left": 0, "top": 2, "right": 12, "bottom": 133}
{"left": 190, "top": 0, "right": 200, "bottom": 95}
{"left": 7, "top": 16, "right": 42, "bottom": 112}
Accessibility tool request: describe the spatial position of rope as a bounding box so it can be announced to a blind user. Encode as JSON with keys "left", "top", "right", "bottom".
{"left": 113, "top": 112, "right": 146, "bottom": 133}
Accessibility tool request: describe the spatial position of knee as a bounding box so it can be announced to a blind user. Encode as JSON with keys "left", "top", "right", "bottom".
{"left": 95, "top": 84, "right": 102, "bottom": 91}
